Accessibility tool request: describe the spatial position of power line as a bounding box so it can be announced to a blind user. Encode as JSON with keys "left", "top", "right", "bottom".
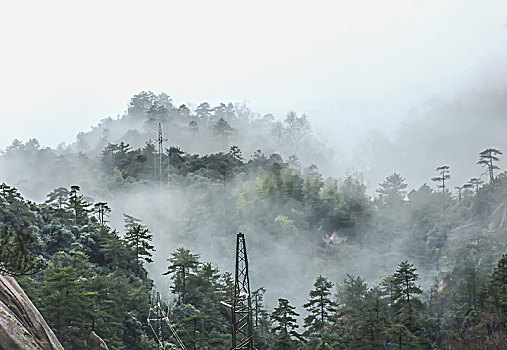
{"left": 148, "top": 290, "right": 187, "bottom": 350}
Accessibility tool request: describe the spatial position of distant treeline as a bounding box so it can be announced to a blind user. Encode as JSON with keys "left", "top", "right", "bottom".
{"left": 0, "top": 92, "right": 506, "bottom": 349}
{"left": 0, "top": 143, "right": 506, "bottom": 348}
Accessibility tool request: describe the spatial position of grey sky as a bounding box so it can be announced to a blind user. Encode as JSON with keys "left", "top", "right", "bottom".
{"left": 1, "top": 0, "right": 506, "bottom": 151}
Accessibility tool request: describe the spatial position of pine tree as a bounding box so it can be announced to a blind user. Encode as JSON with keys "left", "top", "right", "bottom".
{"left": 252, "top": 287, "right": 267, "bottom": 328}
{"left": 303, "top": 275, "right": 337, "bottom": 338}
{"left": 124, "top": 224, "right": 155, "bottom": 264}
{"left": 213, "top": 117, "right": 234, "bottom": 137}
{"left": 431, "top": 165, "right": 450, "bottom": 217}
{"left": 146, "top": 104, "right": 168, "bottom": 125}
{"left": 387, "top": 261, "right": 424, "bottom": 349}
{"left": 468, "top": 177, "right": 484, "bottom": 193}
{"left": 392, "top": 261, "right": 423, "bottom": 329}
{"left": 163, "top": 247, "right": 200, "bottom": 304}
{"left": 271, "top": 298, "right": 301, "bottom": 350}
{"left": 0, "top": 226, "right": 44, "bottom": 276}
{"left": 93, "top": 202, "right": 111, "bottom": 226}
{"left": 356, "top": 287, "right": 390, "bottom": 350}
{"left": 189, "top": 120, "right": 199, "bottom": 133}
{"left": 252, "top": 287, "right": 273, "bottom": 349}
{"left": 40, "top": 266, "right": 86, "bottom": 347}
{"left": 376, "top": 173, "right": 407, "bottom": 206}
{"left": 123, "top": 213, "right": 143, "bottom": 232}
{"left": 335, "top": 275, "right": 368, "bottom": 345}
{"left": 195, "top": 102, "right": 212, "bottom": 125}
{"left": 45, "top": 187, "right": 70, "bottom": 209}
{"left": 478, "top": 148, "right": 502, "bottom": 183}
{"left": 67, "top": 185, "right": 90, "bottom": 225}
{"left": 455, "top": 183, "right": 473, "bottom": 205}
{"left": 485, "top": 253, "right": 507, "bottom": 328}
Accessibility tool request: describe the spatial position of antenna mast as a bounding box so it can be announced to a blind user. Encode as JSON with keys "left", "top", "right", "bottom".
{"left": 158, "top": 122, "right": 163, "bottom": 183}
{"left": 231, "top": 232, "right": 255, "bottom": 349}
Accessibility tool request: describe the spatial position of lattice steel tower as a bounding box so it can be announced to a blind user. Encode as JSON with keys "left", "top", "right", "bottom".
{"left": 157, "top": 122, "right": 164, "bottom": 183}
{"left": 231, "top": 232, "right": 255, "bottom": 349}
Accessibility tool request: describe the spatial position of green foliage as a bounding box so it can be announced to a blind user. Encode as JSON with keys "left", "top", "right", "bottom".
{"left": 124, "top": 221, "right": 155, "bottom": 264}
{"left": 40, "top": 266, "right": 86, "bottom": 347}
{"left": 67, "top": 185, "right": 91, "bottom": 225}
{"left": 1, "top": 105, "right": 506, "bottom": 349}
{"left": 45, "top": 187, "right": 69, "bottom": 209}
{"left": 478, "top": 148, "right": 502, "bottom": 183}
{"left": 0, "top": 226, "right": 45, "bottom": 276}
{"left": 485, "top": 253, "right": 507, "bottom": 329}
{"left": 376, "top": 173, "right": 407, "bottom": 207}
{"left": 163, "top": 247, "right": 200, "bottom": 304}
{"left": 1, "top": 185, "right": 156, "bottom": 349}
{"left": 271, "top": 298, "right": 301, "bottom": 349}
{"left": 303, "top": 275, "right": 337, "bottom": 338}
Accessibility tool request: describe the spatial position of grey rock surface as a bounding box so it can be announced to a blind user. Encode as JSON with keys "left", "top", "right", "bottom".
{"left": 0, "top": 274, "right": 64, "bottom": 350}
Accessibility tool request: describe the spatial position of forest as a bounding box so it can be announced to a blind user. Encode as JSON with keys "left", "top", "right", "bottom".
{"left": 0, "top": 92, "right": 506, "bottom": 349}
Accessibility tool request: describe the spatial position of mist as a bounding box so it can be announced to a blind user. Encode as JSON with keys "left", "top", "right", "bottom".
{"left": 1, "top": 1, "right": 507, "bottom": 347}
{"left": 1, "top": 89, "right": 505, "bottom": 314}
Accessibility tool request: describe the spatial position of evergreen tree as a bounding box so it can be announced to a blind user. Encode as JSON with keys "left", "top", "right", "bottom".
{"left": 0, "top": 226, "right": 44, "bottom": 276}
{"left": 93, "top": 202, "right": 111, "bottom": 226}
{"left": 123, "top": 213, "right": 143, "bottom": 232}
{"left": 127, "top": 91, "right": 156, "bottom": 118}
{"left": 195, "top": 102, "right": 212, "bottom": 125}
{"left": 252, "top": 287, "right": 267, "bottom": 328}
{"left": 431, "top": 165, "right": 450, "bottom": 217}
{"left": 100, "top": 143, "right": 120, "bottom": 171}
{"left": 392, "top": 261, "right": 423, "bottom": 328}
{"left": 485, "top": 253, "right": 507, "bottom": 329}
{"left": 124, "top": 224, "right": 155, "bottom": 264}
{"left": 387, "top": 261, "right": 424, "bottom": 349}
{"left": 40, "top": 266, "right": 86, "bottom": 348}
{"left": 468, "top": 177, "right": 484, "bottom": 193}
{"left": 146, "top": 104, "right": 168, "bottom": 126}
{"left": 303, "top": 275, "right": 337, "bottom": 338}
{"left": 376, "top": 173, "right": 407, "bottom": 207}
{"left": 271, "top": 298, "right": 301, "bottom": 350}
{"left": 252, "top": 287, "right": 273, "bottom": 349}
{"left": 229, "top": 145, "right": 244, "bottom": 162}
{"left": 45, "top": 187, "right": 70, "bottom": 209}
{"left": 335, "top": 275, "right": 368, "bottom": 345}
{"left": 189, "top": 120, "right": 199, "bottom": 133}
{"left": 206, "top": 150, "right": 243, "bottom": 190}
{"left": 163, "top": 247, "right": 200, "bottom": 304}
{"left": 283, "top": 111, "right": 311, "bottom": 151}
{"left": 212, "top": 103, "right": 228, "bottom": 123}
{"left": 67, "top": 185, "right": 90, "bottom": 225}
{"left": 358, "top": 287, "right": 390, "bottom": 350}
{"left": 455, "top": 183, "right": 473, "bottom": 205}
{"left": 213, "top": 117, "right": 234, "bottom": 137}
{"left": 178, "top": 104, "right": 191, "bottom": 119}
{"left": 478, "top": 148, "right": 502, "bottom": 183}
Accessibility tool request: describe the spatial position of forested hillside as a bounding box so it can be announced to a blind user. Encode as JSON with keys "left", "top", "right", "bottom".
{"left": 0, "top": 93, "right": 506, "bottom": 349}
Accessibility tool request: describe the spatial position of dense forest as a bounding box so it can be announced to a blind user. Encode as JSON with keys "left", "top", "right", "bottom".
{"left": 0, "top": 92, "right": 506, "bottom": 349}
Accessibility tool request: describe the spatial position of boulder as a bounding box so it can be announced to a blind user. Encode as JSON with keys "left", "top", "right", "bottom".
{"left": 0, "top": 274, "right": 63, "bottom": 350}
{"left": 87, "top": 331, "right": 109, "bottom": 350}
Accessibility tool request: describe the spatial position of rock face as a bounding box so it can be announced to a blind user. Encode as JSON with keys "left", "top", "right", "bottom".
{"left": 0, "top": 274, "right": 64, "bottom": 350}
{"left": 87, "top": 331, "right": 109, "bottom": 350}
{"left": 489, "top": 201, "right": 507, "bottom": 232}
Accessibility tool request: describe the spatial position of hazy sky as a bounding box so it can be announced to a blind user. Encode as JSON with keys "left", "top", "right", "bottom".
{"left": 1, "top": 0, "right": 507, "bottom": 150}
